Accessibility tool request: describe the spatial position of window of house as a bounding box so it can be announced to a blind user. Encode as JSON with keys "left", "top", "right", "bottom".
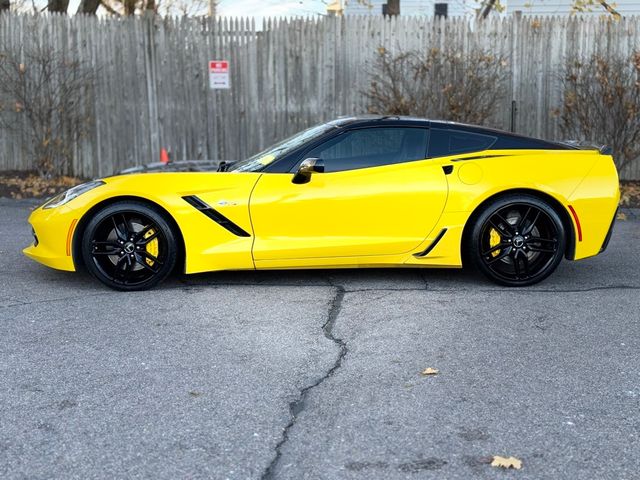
{"left": 434, "top": 3, "right": 448, "bottom": 18}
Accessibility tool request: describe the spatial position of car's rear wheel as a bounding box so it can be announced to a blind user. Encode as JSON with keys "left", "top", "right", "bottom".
{"left": 81, "top": 201, "right": 177, "bottom": 291}
{"left": 468, "top": 194, "right": 566, "bottom": 286}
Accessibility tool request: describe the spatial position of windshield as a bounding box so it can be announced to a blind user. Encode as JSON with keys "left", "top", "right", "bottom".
{"left": 227, "top": 123, "right": 338, "bottom": 172}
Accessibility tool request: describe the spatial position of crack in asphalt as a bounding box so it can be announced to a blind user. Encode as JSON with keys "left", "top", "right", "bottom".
{"left": 176, "top": 281, "right": 640, "bottom": 295}
{"left": 0, "top": 291, "right": 114, "bottom": 310}
{"left": 260, "top": 285, "right": 347, "bottom": 480}
{"left": 3, "top": 283, "right": 638, "bottom": 312}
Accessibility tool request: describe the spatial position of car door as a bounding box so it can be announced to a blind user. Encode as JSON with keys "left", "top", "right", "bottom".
{"left": 248, "top": 126, "right": 449, "bottom": 262}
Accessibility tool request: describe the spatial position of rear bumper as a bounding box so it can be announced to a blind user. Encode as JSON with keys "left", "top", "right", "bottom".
{"left": 566, "top": 155, "right": 620, "bottom": 260}
{"left": 599, "top": 207, "right": 618, "bottom": 254}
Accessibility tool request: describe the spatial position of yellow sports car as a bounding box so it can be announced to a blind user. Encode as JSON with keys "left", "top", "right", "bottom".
{"left": 24, "top": 117, "right": 620, "bottom": 291}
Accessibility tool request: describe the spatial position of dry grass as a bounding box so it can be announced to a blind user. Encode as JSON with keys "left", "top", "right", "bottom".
{"left": 0, "top": 171, "right": 82, "bottom": 200}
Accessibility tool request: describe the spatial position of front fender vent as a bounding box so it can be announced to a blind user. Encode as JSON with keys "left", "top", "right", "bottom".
{"left": 182, "top": 195, "right": 251, "bottom": 237}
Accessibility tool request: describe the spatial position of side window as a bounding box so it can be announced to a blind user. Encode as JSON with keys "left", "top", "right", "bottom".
{"left": 304, "top": 127, "right": 428, "bottom": 172}
{"left": 428, "top": 129, "right": 497, "bottom": 158}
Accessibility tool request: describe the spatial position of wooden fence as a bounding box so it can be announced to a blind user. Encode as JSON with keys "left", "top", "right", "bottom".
{"left": 1, "top": 12, "right": 639, "bottom": 179}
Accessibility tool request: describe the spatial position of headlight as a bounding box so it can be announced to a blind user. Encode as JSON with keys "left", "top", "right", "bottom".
{"left": 43, "top": 180, "right": 105, "bottom": 210}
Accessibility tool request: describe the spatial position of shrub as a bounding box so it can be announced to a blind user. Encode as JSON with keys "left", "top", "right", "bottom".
{"left": 0, "top": 37, "right": 96, "bottom": 177}
{"left": 365, "top": 47, "right": 509, "bottom": 126}
{"left": 559, "top": 53, "right": 640, "bottom": 172}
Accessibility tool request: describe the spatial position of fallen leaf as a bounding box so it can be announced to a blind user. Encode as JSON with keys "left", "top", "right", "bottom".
{"left": 619, "top": 182, "right": 640, "bottom": 207}
{"left": 491, "top": 455, "right": 523, "bottom": 469}
{"left": 420, "top": 367, "right": 439, "bottom": 376}
{"left": 617, "top": 211, "right": 627, "bottom": 221}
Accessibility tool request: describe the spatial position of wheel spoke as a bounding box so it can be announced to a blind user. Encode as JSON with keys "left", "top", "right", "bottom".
{"left": 528, "top": 236, "right": 557, "bottom": 245}
{"left": 489, "top": 218, "right": 513, "bottom": 238}
{"left": 138, "top": 250, "right": 163, "bottom": 265}
{"left": 518, "top": 207, "right": 531, "bottom": 231}
{"left": 487, "top": 248, "right": 512, "bottom": 264}
{"left": 111, "top": 216, "right": 127, "bottom": 241}
{"left": 528, "top": 245, "right": 556, "bottom": 253}
{"left": 522, "top": 210, "right": 541, "bottom": 235}
{"left": 133, "top": 224, "right": 154, "bottom": 241}
{"left": 92, "top": 241, "right": 121, "bottom": 249}
{"left": 513, "top": 251, "right": 522, "bottom": 277}
{"left": 482, "top": 242, "right": 510, "bottom": 257}
{"left": 138, "top": 230, "right": 159, "bottom": 245}
{"left": 134, "top": 253, "right": 160, "bottom": 274}
{"left": 92, "top": 240, "right": 120, "bottom": 256}
{"left": 520, "top": 253, "right": 529, "bottom": 276}
{"left": 114, "top": 254, "right": 128, "bottom": 272}
{"left": 119, "top": 214, "right": 131, "bottom": 239}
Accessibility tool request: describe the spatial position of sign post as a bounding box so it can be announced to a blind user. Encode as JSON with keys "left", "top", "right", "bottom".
{"left": 209, "top": 60, "right": 230, "bottom": 89}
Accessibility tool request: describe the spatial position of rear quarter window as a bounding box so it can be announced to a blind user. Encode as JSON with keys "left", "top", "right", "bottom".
{"left": 428, "top": 129, "right": 497, "bottom": 158}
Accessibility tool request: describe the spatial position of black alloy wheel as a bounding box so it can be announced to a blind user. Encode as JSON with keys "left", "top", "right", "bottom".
{"left": 469, "top": 194, "right": 566, "bottom": 286}
{"left": 81, "top": 201, "right": 178, "bottom": 291}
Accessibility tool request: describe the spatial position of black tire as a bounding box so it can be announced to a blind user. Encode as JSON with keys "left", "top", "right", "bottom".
{"left": 81, "top": 201, "right": 178, "bottom": 291}
{"left": 467, "top": 194, "right": 566, "bottom": 287}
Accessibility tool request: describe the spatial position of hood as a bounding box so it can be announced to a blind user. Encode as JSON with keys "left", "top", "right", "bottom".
{"left": 118, "top": 160, "right": 236, "bottom": 174}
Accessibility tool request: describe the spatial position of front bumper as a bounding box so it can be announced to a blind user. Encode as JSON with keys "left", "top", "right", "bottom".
{"left": 23, "top": 205, "right": 78, "bottom": 272}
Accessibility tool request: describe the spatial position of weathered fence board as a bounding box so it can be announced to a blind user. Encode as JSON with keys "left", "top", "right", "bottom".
{"left": 0, "top": 13, "right": 639, "bottom": 179}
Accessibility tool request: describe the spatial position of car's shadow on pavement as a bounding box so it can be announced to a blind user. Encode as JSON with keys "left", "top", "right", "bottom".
{"left": 166, "top": 267, "right": 485, "bottom": 292}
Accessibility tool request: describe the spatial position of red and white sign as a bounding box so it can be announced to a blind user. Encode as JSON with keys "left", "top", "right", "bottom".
{"left": 209, "top": 60, "right": 230, "bottom": 89}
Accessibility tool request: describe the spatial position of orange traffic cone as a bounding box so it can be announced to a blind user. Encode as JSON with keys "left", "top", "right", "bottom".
{"left": 160, "top": 148, "right": 170, "bottom": 164}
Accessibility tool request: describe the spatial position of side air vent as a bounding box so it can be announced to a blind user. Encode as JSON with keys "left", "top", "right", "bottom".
{"left": 414, "top": 228, "right": 448, "bottom": 257}
{"left": 183, "top": 195, "right": 251, "bottom": 237}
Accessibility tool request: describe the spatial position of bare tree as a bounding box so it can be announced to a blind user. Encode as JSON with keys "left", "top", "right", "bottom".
{"left": 558, "top": 53, "right": 640, "bottom": 172}
{"left": 0, "top": 0, "right": 10, "bottom": 12}
{"left": 47, "top": 0, "right": 69, "bottom": 13}
{"left": 77, "top": 0, "right": 101, "bottom": 14}
{"left": 0, "top": 38, "right": 96, "bottom": 177}
{"left": 365, "top": 47, "right": 508, "bottom": 126}
{"left": 97, "top": 0, "right": 208, "bottom": 16}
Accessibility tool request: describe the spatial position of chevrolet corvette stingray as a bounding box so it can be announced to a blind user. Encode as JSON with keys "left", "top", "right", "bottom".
{"left": 24, "top": 116, "right": 620, "bottom": 290}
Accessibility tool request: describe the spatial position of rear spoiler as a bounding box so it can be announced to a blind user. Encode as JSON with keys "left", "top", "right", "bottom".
{"left": 560, "top": 140, "right": 612, "bottom": 155}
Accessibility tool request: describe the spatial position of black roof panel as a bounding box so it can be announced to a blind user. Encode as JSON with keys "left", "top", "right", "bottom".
{"left": 332, "top": 116, "right": 573, "bottom": 150}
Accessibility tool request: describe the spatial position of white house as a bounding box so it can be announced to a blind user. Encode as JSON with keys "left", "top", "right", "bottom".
{"left": 327, "top": 0, "right": 476, "bottom": 18}
{"left": 506, "top": 0, "right": 640, "bottom": 16}
{"left": 327, "top": 0, "right": 640, "bottom": 17}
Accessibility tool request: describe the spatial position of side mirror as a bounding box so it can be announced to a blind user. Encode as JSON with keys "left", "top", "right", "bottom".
{"left": 292, "top": 158, "right": 324, "bottom": 184}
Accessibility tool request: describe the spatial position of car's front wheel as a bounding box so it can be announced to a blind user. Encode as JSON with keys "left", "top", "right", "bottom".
{"left": 468, "top": 194, "right": 566, "bottom": 287}
{"left": 81, "top": 201, "right": 178, "bottom": 291}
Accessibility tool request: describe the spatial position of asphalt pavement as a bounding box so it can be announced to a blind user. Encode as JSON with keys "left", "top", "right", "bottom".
{"left": 1, "top": 199, "right": 639, "bottom": 480}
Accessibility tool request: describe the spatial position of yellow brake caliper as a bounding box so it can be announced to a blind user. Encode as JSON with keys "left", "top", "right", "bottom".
{"left": 144, "top": 229, "right": 159, "bottom": 266}
{"left": 489, "top": 228, "right": 501, "bottom": 257}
